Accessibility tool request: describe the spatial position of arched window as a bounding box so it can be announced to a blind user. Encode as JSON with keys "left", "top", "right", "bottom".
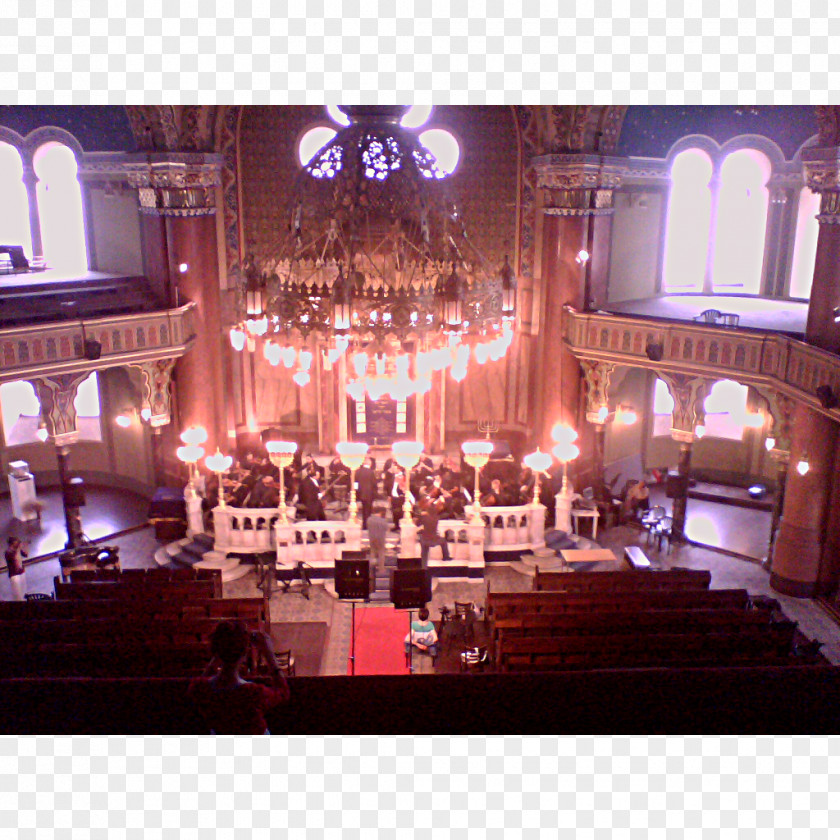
{"left": 701, "top": 379, "right": 760, "bottom": 440}
{"left": 662, "top": 149, "right": 713, "bottom": 292}
{"left": 662, "top": 144, "right": 776, "bottom": 296}
{"left": 0, "top": 380, "right": 41, "bottom": 446}
{"left": 73, "top": 371, "right": 102, "bottom": 443}
{"left": 711, "top": 149, "right": 771, "bottom": 294}
{"left": 0, "top": 142, "right": 33, "bottom": 262}
{"left": 652, "top": 378, "right": 674, "bottom": 437}
{"left": 33, "top": 142, "right": 88, "bottom": 274}
{"left": 789, "top": 186, "right": 820, "bottom": 299}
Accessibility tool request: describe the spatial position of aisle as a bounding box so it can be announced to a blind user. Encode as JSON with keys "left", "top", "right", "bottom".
{"left": 348, "top": 606, "right": 411, "bottom": 675}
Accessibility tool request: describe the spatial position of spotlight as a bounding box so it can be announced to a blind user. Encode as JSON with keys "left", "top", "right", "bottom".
{"left": 816, "top": 384, "right": 838, "bottom": 409}
{"left": 834, "top": 306, "right": 840, "bottom": 323}
{"left": 576, "top": 249, "right": 590, "bottom": 265}
{"left": 178, "top": 263, "right": 188, "bottom": 273}
{"left": 797, "top": 456, "right": 810, "bottom": 476}
{"left": 645, "top": 341, "right": 664, "bottom": 362}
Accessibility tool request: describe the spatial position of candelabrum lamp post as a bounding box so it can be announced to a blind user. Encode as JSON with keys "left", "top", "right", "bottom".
{"left": 205, "top": 449, "right": 233, "bottom": 509}
{"left": 392, "top": 441, "right": 424, "bottom": 524}
{"left": 176, "top": 444, "right": 205, "bottom": 491}
{"left": 523, "top": 448, "right": 552, "bottom": 505}
{"left": 336, "top": 441, "right": 369, "bottom": 524}
{"left": 266, "top": 441, "right": 298, "bottom": 525}
{"left": 461, "top": 440, "right": 494, "bottom": 524}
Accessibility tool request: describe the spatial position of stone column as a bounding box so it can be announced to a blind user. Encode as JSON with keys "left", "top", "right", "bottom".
{"left": 802, "top": 148, "right": 840, "bottom": 352}
{"left": 126, "top": 154, "right": 227, "bottom": 456}
{"left": 771, "top": 403, "right": 838, "bottom": 598}
{"left": 766, "top": 452, "right": 790, "bottom": 568}
{"left": 656, "top": 372, "right": 711, "bottom": 543}
{"left": 531, "top": 154, "right": 624, "bottom": 450}
{"left": 31, "top": 372, "right": 90, "bottom": 549}
{"left": 21, "top": 164, "right": 43, "bottom": 259}
{"left": 134, "top": 358, "right": 176, "bottom": 486}
{"left": 580, "top": 359, "right": 615, "bottom": 493}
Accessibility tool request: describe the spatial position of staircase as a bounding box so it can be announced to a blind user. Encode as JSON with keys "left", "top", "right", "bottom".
{"left": 155, "top": 532, "right": 251, "bottom": 583}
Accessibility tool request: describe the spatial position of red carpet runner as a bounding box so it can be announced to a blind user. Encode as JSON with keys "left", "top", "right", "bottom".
{"left": 349, "top": 606, "right": 412, "bottom": 675}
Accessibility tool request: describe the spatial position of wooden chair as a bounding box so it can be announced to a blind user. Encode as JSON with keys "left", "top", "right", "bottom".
{"left": 443, "top": 601, "right": 476, "bottom": 650}
{"left": 274, "top": 649, "right": 296, "bottom": 677}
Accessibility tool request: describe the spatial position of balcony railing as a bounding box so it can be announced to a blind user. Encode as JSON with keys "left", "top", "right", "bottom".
{"left": 564, "top": 306, "right": 840, "bottom": 416}
{"left": 0, "top": 303, "right": 196, "bottom": 382}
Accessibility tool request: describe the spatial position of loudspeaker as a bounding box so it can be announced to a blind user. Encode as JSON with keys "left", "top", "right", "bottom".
{"left": 63, "top": 476, "right": 86, "bottom": 507}
{"left": 391, "top": 568, "right": 431, "bottom": 610}
{"left": 341, "top": 549, "right": 369, "bottom": 561}
{"left": 396, "top": 556, "right": 422, "bottom": 570}
{"left": 664, "top": 470, "right": 688, "bottom": 499}
{"left": 645, "top": 341, "right": 664, "bottom": 362}
{"left": 816, "top": 384, "right": 838, "bottom": 409}
{"left": 83, "top": 338, "right": 102, "bottom": 360}
{"left": 334, "top": 558, "right": 371, "bottom": 600}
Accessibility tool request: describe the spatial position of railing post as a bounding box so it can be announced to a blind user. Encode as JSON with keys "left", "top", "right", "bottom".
{"left": 185, "top": 486, "right": 204, "bottom": 537}
{"left": 528, "top": 502, "right": 547, "bottom": 549}
{"left": 212, "top": 506, "right": 230, "bottom": 550}
{"left": 400, "top": 519, "right": 417, "bottom": 558}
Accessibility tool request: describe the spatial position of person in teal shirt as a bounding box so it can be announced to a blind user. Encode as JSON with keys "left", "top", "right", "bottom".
{"left": 404, "top": 607, "right": 439, "bottom": 660}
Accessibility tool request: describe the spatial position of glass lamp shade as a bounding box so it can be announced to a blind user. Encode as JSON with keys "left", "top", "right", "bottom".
{"left": 205, "top": 449, "right": 233, "bottom": 473}
{"left": 230, "top": 327, "right": 246, "bottom": 351}
{"left": 765, "top": 437, "right": 776, "bottom": 452}
{"left": 550, "top": 423, "right": 578, "bottom": 446}
{"left": 392, "top": 440, "right": 424, "bottom": 471}
{"left": 336, "top": 441, "right": 369, "bottom": 471}
{"left": 500, "top": 255, "right": 516, "bottom": 315}
{"left": 523, "top": 448, "right": 552, "bottom": 474}
{"left": 180, "top": 426, "right": 208, "bottom": 446}
{"left": 245, "top": 283, "right": 264, "bottom": 318}
{"left": 551, "top": 441, "right": 579, "bottom": 464}
{"left": 266, "top": 440, "right": 298, "bottom": 468}
{"left": 461, "top": 439, "right": 494, "bottom": 468}
{"left": 176, "top": 444, "right": 205, "bottom": 465}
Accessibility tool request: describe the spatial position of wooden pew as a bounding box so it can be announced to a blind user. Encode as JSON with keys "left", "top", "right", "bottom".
{"left": 53, "top": 579, "right": 220, "bottom": 601}
{"left": 486, "top": 588, "right": 752, "bottom": 620}
{"left": 0, "top": 597, "right": 268, "bottom": 626}
{"left": 66, "top": 567, "right": 221, "bottom": 587}
{"left": 532, "top": 568, "right": 712, "bottom": 593}
{"left": 496, "top": 623, "right": 800, "bottom": 672}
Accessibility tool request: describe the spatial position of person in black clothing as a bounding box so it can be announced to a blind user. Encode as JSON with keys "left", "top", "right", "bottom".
{"left": 355, "top": 456, "right": 379, "bottom": 528}
{"left": 297, "top": 465, "right": 326, "bottom": 520}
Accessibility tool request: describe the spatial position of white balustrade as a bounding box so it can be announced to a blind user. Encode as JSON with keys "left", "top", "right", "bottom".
{"left": 275, "top": 518, "right": 362, "bottom": 570}
{"left": 213, "top": 505, "right": 295, "bottom": 554}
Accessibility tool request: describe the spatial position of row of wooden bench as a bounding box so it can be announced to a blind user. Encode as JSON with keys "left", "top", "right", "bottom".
{"left": 531, "top": 568, "right": 712, "bottom": 593}
{"left": 51, "top": 578, "right": 223, "bottom": 601}
{"left": 484, "top": 581, "right": 822, "bottom": 672}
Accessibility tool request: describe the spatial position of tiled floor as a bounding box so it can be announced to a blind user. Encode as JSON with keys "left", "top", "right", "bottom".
{"left": 4, "top": 489, "right": 840, "bottom": 671}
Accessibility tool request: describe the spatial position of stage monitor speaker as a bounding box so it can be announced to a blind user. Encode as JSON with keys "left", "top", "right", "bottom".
{"left": 664, "top": 470, "right": 688, "bottom": 499}
{"left": 645, "top": 341, "right": 664, "bottom": 362}
{"left": 396, "top": 556, "right": 422, "bottom": 570}
{"left": 341, "top": 549, "right": 369, "bottom": 561}
{"left": 334, "top": 558, "right": 371, "bottom": 600}
{"left": 391, "top": 568, "right": 431, "bottom": 610}
{"left": 83, "top": 338, "right": 102, "bottom": 360}
{"left": 816, "top": 384, "right": 838, "bottom": 409}
{"left": 63, "top": 476, "right": 86, "bottom": 507}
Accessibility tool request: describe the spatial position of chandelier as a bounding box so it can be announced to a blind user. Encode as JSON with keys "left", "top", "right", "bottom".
{"left": 229, "top": 105, "right": 516, "bottom": 400}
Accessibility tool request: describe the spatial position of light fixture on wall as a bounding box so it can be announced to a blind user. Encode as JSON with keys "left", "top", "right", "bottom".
{"left": 765, "top": 436, "right": 776, "bottom": 452}
{"left": 694, "top": 424, "right": 706, "bottom": 439}
{"left": 796, "top": 455, "right": 810, "bottom": 476}
{"left": 115, "top": 414, "right": 132, "bottom": 428}
{"left": 615, "top": 405, "right": 637, "bottom": 425}
{"left": 36, "top": 419, "right": 49, "bottom": 443}
{"left": 576, "top": 249, "right": 590, "bottom": 265}
{"left": 228, "top": 106, "right": 516, "bottom": 400}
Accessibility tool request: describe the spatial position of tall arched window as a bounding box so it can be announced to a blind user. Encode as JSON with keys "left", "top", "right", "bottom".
{"left": 0, "top": 142, "right": 33, "bottom": 260}
{"left": 711, "top": 149, "right": 771, "bottom": 294}
{"left": 33, "top": 142, "right": 88, "bottom": 274}
{"left": 0, "top": 380, "right": 41, "bottom": 446}
{"left": 789, "top": 186, "right": 820, "bottom": 299}
{"left": 662, "top": 149, "right": 713, "bottom": 292}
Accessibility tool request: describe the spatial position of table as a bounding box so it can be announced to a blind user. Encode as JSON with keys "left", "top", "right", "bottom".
{"left": 571, "top": 507, "right": 600, "bottom": 540}
{"left": 559, "top": 548, "right": 617, "bottom": 566}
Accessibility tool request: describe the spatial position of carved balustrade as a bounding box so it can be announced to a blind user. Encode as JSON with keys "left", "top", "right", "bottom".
{"left": 564, "top": 306, "right": 840, "bottom": 417}
{"left": 0, "top": 303, "right": 196, "bottom": 383}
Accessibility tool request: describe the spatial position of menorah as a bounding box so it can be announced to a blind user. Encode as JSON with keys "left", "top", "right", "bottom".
{"left": 477, "top": 419, "right": 499, "bottom": 440}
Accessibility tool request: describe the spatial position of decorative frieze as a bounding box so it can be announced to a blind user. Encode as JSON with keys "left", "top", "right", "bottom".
{"left": 124, "top": 152, "right": 224, "bottom": 217}
{"left": 656, "top": 372, "right": 712, "bottom": 443}
{"left": 0, "top": 305, "right": 196, "bottom": 384}
{"left": 531, "top": 153, "right": 626, "bottom": 216}
{"left": 30, "top": 372, "right": 92, "bottom": 446}
{"left": 564, "top": 306, "right": 840, "bottom": 422}
{"left": 580, "top": 360, "right": 616, "bottom": 424}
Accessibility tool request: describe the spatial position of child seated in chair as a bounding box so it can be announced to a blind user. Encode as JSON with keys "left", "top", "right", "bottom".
{"left": 404, "top": 607, "right": 439, "bottom": 661}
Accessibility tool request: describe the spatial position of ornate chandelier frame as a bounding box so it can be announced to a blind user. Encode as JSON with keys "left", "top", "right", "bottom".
{"left": 230, "top": 106, "right": 516, "bottom": 397}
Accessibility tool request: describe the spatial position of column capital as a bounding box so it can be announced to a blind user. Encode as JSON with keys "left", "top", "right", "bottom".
{"left": 656, "top": 372, "right": 712, "bottom": 443}
{"left": 30, "top": 371, "right": 91, "bottom": 446}
{"left": 580, "top": 359, "right": 615, "bottom": 424}
{"left": 801, "top": 147, "right": 840, "bottom": 225}
{"left": 132, "top": 358, "right": 176, "bottom": 428}
{"left": 531, "top": 153, "right": 626, "bottom": 216}
{"left": 124, "top": 152, "right": 224, "bottom": 217}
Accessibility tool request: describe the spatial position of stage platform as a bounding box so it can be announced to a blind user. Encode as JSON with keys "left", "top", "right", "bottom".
{"left": 602, "top": 293, "right": 808, "bottom": 337}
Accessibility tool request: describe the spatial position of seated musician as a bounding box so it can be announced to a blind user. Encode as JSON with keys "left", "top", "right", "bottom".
{"left": 414, "top": 454, "right": 435, "bottom": 487}
{"left": 622, "top": 479, "right": 650, "bottom": 520}
{"left": 326, "top": 454, "right": 351, "bottom": 501}
{"left": 390, "top": 471, "right": 413, "bottom": 529}
{"left": 382, "top": 457, "right": 400, "bottom": 497}
{"left": 247, "top": 475, "right": 279, "bottom": 508}
{"left": 480, "top": 478, "right": 504, "bottom": 507}
{"left": 302, "top": 453, "right": 325, "bottom": 482}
